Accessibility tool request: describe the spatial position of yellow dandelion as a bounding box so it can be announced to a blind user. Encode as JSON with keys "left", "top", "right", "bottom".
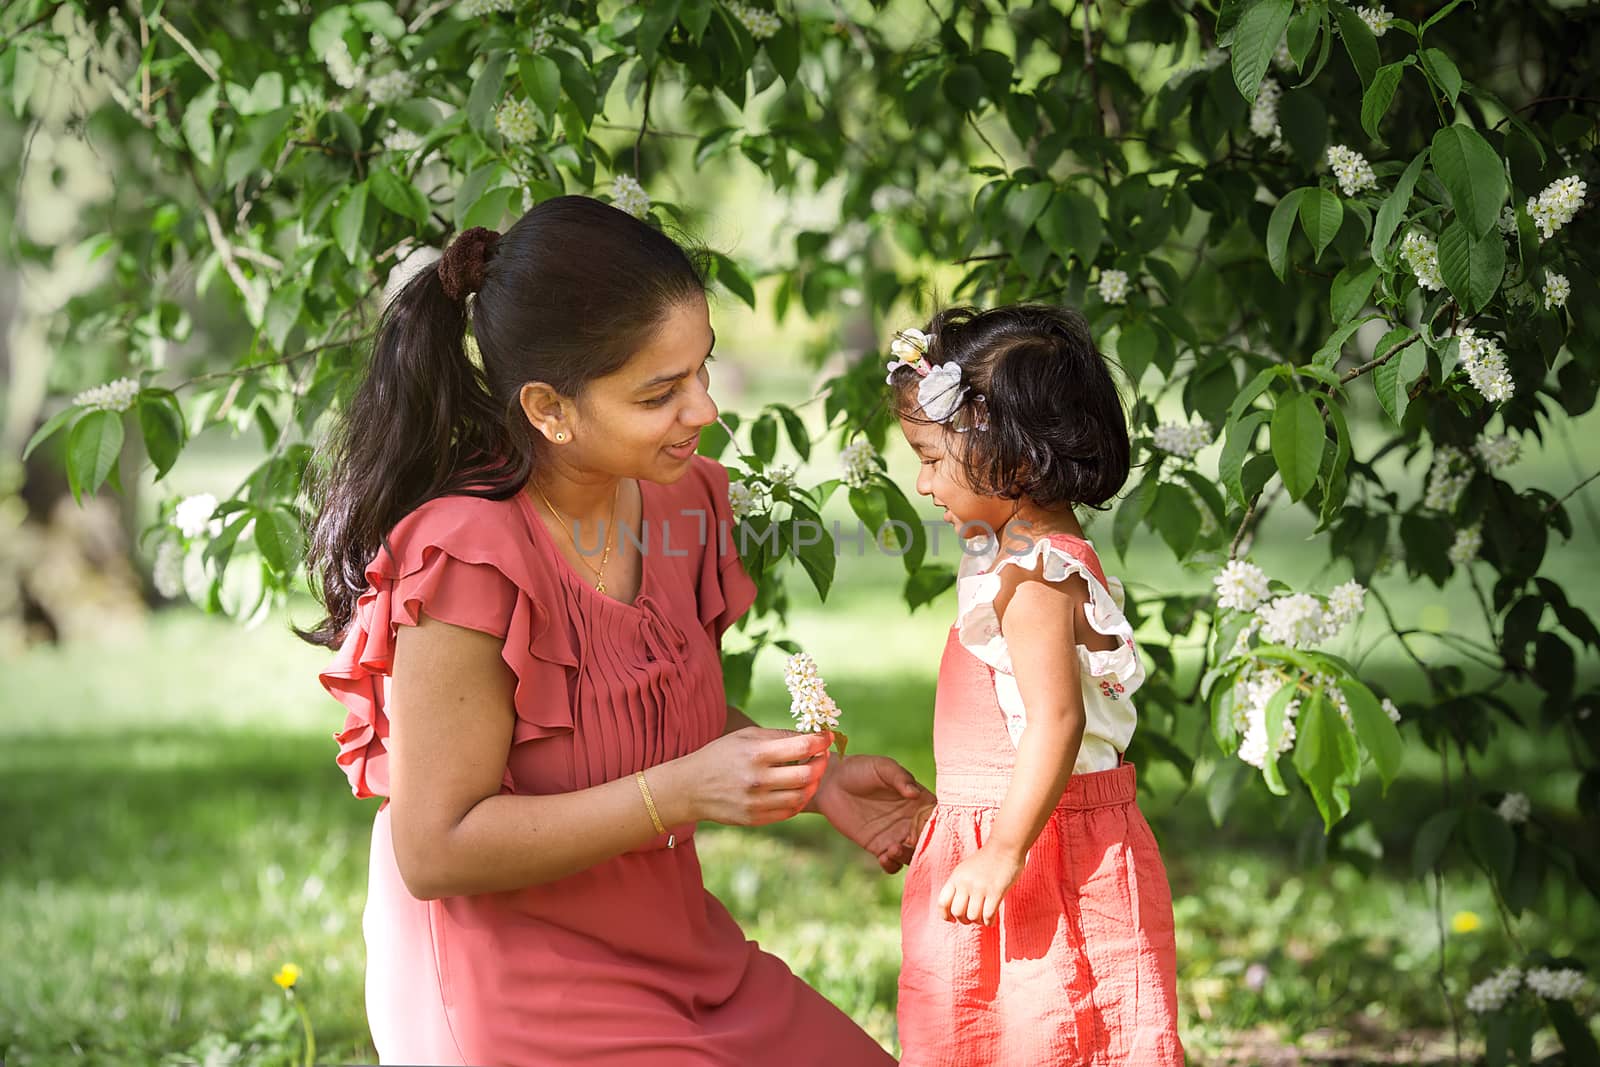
{"left": 273, "top": 962, "right": 302, "bottom": 989}
{"left": 1451, "top": 910, "right": 1482, "bottom": 934}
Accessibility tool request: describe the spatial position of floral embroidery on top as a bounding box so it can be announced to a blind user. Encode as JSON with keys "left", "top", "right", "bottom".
{"left": 1099, "top": 679, "right": 1127, "bottom": 701}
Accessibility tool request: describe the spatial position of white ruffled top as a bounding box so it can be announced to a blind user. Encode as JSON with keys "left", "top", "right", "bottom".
{"left": 955, "top": 533, "right": 1144, "bottom": 774}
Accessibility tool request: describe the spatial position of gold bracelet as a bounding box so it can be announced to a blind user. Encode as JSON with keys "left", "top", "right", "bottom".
{"left": 635, "top": 770, "right": 674, "bottom": 848}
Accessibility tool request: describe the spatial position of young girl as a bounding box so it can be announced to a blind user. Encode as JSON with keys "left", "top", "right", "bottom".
{"left": 887, "top": 305, "right": 1183, "bottom": 1066}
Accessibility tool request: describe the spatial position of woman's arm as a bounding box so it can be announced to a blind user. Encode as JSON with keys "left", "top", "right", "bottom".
{"left": 936, "top": 565, "right": 1088, "bottom": 925}
{"left": 388, "top": 616, "right": 834, "bottom": 900}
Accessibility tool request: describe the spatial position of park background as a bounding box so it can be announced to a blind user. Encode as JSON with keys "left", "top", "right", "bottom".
{"left": 3, "top": 0, "right": 1599, "bottom": 1064}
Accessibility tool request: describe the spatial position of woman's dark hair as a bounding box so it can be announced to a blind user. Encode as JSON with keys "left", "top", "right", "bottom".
{"left": 891, "top": 304, "right": 1130, "bottom": 510}
{"left": 301, "top": 195, "right": 706, "bottom": 647}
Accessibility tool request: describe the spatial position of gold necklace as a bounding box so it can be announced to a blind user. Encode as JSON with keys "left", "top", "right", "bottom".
{"left": 533, "top": 480, "right": 620, "bottom": 594}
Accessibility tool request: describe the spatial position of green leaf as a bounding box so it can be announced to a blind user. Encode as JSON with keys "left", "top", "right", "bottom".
{"left": 634, "top": 0, "right": 682, "bottom": 65}
{"left": 1231, "top": 0, "right": 1295, "bottom": 103}
{"left": 848, "top": 485, "right": 888, "bottom": 538}
{"left": 1419, "top": 48, "right": 1462, "bottom": 106}
{"left": 750, "top": 413, "right": 777, "bottom": 463}
{"left": 1332, "top": 2, "right": 1378, "bottom": 88}
{"left": 1411, "top": 808, "right": 1459, "bottom": 877}
{"left": 1330, "top": 261, "right": 1380, "bottom": 322}
{"left": 771, "top": 404, "right": 809, "bottom": 462}
{"left": 332, "top": 183, "right": 368, "bottom": 265}
{"left": 370, "top": 167, "right": 432, "bottom": 227}
{"left": 1437, "top": 220, "right": 1506, "bottom": 314}
{"left": 1297, "top": 188, "right": 1343, "bottom": 260}
{"left": 1228, "top": 365, "right": 1289, "bottom": 425}
{"left": 711, "top": 252, "right": 757, "bottom": 309}
{"left": 1312, "top": 314, "right": 1380, "bottom": 368}
{"left": 23, "top": 404, "right": 80, "bottom": 461}
{"left": 1293, "top": 689, "right": 1358, "bottom": 830}
{"left": 1037, "top": 189, "right": 1103, "bottom": 268}
{"left": 263, "top": 280, "right": 305, "bottom": 352}
{"left": 254, "top": 506, "right": 304, "bottom": 576}
{"left": 1360, "top": 61, "right": 1405, "bottom": 143}
{"left": 1419, "top": 0, "right": 1469, "bottom": 36}
{"left": 1464, "top": 806, "right": 1516, "bottom": 889}
{"left": 467, "top": 51, "right": 511, "bottom": 136}
{"left": 550, "top": 50, "right": 598, "bottom": 127}
{"left": 1373, "top": 351, "right": 1403, "bottom": 425}
{"left": 66, "top": 409, "right": 125, "bottom": 501}
{"left": 1113, "top": 469, "right": 1158, "bottom": 557}
{"left": 1267, "top": 187, "right": 1308, "bottom": 280}
{"left": 882, "top": 481, "right": 928, "bottom": 572}
{"left": 137, "top": 394, "right": 185, "bottom": 481}
{"left": 1270, "top": 392, "right": 1324, "bottom": 501}
{"left": 905, "top": 564, "right": 955, "bottom": 610}
{"left": 1207, "top": 757, "right": 1251, "bottom": 825}
{"left": 1431, "top": 125, "right": 1507, "bottom": 238}
{"left": 1260, "top": 679, "right": 1297, "bottom": 795}
{"left": 1372, "top": 148, "right": 1428, "bottom": 265}
{"left": 1152, "top": 482, "right": 1202, "bottom": 558}
{"left": 519, "top": 53, "right": 562, "bottom": 122}
{"left": 1285, "top": 3, "right": 1321, "bottom": 68}
{"left": 1339, "top": 677, "right": 1403, "bottom": 787}
{"left": 1220, "top": 411, "right": 1270, "bottom": 506}
{"left": 182, "top": 83, "right": 220, "bottom": 168}
{"left": 460, "top": 186, "right": 517, "bottom": 232}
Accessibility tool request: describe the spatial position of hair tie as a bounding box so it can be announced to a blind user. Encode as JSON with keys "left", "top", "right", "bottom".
{"left": 437, "top": 226, "right": 500, "bottom": 303}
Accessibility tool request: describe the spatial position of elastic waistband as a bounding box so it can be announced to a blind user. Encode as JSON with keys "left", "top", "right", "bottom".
{"left": 936, "top": 762, "right": 1138, "bottom": 810}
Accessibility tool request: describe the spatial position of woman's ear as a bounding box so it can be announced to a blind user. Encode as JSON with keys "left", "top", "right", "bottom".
{"left": 519, "top": 382, "right": 572, "bottom": 444}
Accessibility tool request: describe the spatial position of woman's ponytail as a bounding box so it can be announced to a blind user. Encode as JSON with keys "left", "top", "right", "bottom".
{"left": 301, "top": 233, "right": 530, "bottom": 647}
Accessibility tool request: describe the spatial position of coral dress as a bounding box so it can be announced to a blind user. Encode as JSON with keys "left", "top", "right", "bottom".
{"left": 321, "top": 456, "right": 894, "bottom": 1067}
{"left": 897, "top": 533, "right": 1183, "bottom": 1066}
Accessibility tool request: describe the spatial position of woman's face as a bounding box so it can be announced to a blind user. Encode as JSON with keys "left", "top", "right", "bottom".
{"left": 539, "top": 295, "right": 719, "bottom": 484}
{"left": 898, "top": 415, "right": 1014, "bottom": 536}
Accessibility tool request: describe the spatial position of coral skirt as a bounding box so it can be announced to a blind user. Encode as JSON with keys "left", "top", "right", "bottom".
{"left": 898, "top": 762, "right": 1184, "bottom": 1066}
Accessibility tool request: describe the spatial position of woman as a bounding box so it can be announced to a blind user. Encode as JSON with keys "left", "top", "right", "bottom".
{"left": 303, "top": 196, "right": 929, "bottom": 1065}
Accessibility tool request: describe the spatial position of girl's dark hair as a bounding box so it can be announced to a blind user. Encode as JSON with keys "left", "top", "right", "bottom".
{"left": 301, "top": 195, "right": 706, "bottom": 647}
{"left": 891, "top": 304, "right": 1130, "bottom": 510}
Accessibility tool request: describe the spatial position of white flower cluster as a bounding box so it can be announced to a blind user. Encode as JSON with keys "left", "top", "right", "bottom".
{"left": 1474, "top": 432, "right": 1520, "bottom": 469}
{"left": 1466, "top": 966, "right": 1523, "bottom": 1014}
{"left": 73, "top": 377, "right": 140, "bottom": 413}
{"left": 1357, "top": 5, "right": 1394, "bottom": 36}
{"left": 1498, "top": 206, "right": 1520, "bottom": 236}
{"left": 1544, "top": 271, "right": 1571, "bottom": 310}
{"left": 1250, "top": 78, "right": 1283, "bottom": 149}
{"left": 530, "top": 26, "right": 553, "bottom": 52}
{"left": 839, "top": 440, "right": 879, "bottom": 489}
{"left": 727, "top": 480, "right": 765, "bottom": 520}
{"left": 325, "top": 40, "right": 361, "bottom": 90}
{"left": 1401, "top": 231, "right": 1445, "bottom": 291}
{"left": 1165, "top": 47, "right": 1226, "bottom": 87}
{"left": 1234, "top": 668, "right": 1299, "bottom": 769}
{"left": 1327, "top": 145, "right": 1377, "bottom": 197}
{"left": 1215, "top": 560, "right": 1272, "bottom": 613}
{"left": 1528, "top": 176, "right": 1587, "bottom": 241}
{"left": 767, "top": 463, "right": 797, "bottom": 491}
{"left": 152, "top": 540, "right": 184, "bottom": 599}
{"left": 495, "top": 97, "right": 538, "bottom": 144}
{"left": 1098, "top": 269, "right": 1130, "bottom": 304}
{"left": 1257, "top": 592, "right": 1332, "bottom": 648}
{"left": 1381, "top": 697, "right": 1402, "bottom": 723}
{"left": 1326, "top": 579, "right": 1366, "bottom": 624}
{"left": 365, "top": 70, "right": 415, "bottom": 105}
{"left": 1496, "top": 791, "right": 1531, "bottom": 824}
{"left": 174, "top": 493, "right": 220, "bottom": 540}
{"left": 1448, "top": 524, "right": 1482, "bottom": 567}
{"left": 783, "top": 653, "right": 841, "bottom": 734}
{"left": 1526, "top": 967, "right": 1590, "bottom": 1001}
{"left": 1457, "top": 327, "right": 1515, "bottom": 404}
{"left": 1272, "top": 37, "right": 1294, "bottom": 71}
{"left": 610, "top": 174, "right": 651, "bottom": 218}
{"left": 381, "top": 121, "right": 423, "bottom": 154}
{"left": 460, "top": 0, "right": 516, "bottom": 15}
{"left": 1424, "top": 445, "right": 1472, "bottom": 512}
{"left": 727, "top": 2, "right": 780, "bottom": 39}
{"left": 1153, "top": 420, "right": 1213, "bottom": 458}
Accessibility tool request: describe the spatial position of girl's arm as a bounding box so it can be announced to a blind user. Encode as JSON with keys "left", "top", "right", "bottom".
{"left": 936, "top": 563, "right": 1088, "bottom": 925}
{"left": 387, "top": 615, "right": 833, "bottom": 900}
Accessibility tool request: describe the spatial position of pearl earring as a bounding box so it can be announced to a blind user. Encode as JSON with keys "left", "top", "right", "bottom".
{"left": 554, "top": 431, "right": 566, "bottom": 442}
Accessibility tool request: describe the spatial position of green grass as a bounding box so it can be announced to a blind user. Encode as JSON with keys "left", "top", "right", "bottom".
{"left": 3, "top": 594, "right": 1596, "bottom": 1066}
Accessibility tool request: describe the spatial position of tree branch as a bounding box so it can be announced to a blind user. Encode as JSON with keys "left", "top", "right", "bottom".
{"left": 179, "top": 331, "right": 377, "bottom": 390}
{"left": 1546, "top": 468, "right": 1600, "bottom": 515}
{"left": 155, "top": 15, "right": 219, "bottom": 82}
{"left": 634, "top": 66, "right": 655, "bottom": 177}
{"left": 1340, "top": 329, "right": 1419, "bottom": 384}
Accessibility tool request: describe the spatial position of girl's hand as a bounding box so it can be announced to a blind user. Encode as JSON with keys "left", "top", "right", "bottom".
{"left": 936, "top": 844, "right": 1024, "bottom": 926}
{"left": 661, "top": 727, "right": 833, "bottom": 827}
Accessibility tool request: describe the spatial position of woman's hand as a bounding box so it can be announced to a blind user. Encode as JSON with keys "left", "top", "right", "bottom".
{"left": 811, "top": 754, "right": 937, "bottom": 873}
{"left": 936, "top": 844, "right": 1024, "bottom": 926}
{"left": 658, "top": 727, "right": 834, "bottom": 828}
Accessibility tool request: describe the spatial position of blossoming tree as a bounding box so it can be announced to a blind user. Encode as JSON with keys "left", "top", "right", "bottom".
{"left": 4, "top": 0, "right": 1597, "bottom": 1053}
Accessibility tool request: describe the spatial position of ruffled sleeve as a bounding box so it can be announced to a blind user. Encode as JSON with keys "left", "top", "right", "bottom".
{"left": 319, "top": 494, "right": 579, "bottom": 800}
{"left": 685, "top": 456, "right": 758, "bottom": 642}
{"left": 955, "top": 535, "right": 1144, "bottom": 692}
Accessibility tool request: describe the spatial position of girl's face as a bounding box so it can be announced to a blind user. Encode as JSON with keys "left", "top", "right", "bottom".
{"left": 899, "top": 415, "right": 1016, "bottom": 536}
{"left": 527, "top": 296, "right": 719, "bottom": 485}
